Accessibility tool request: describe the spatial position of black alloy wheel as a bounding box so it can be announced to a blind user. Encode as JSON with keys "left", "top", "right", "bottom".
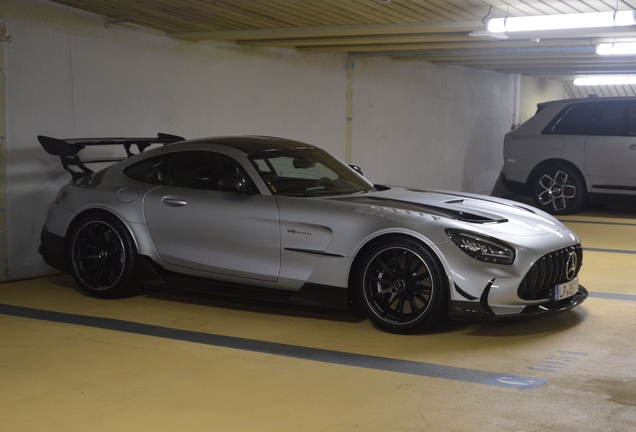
{"left": 68, "top": 214, "right": 137, "bottom": 298}
{"left": 532, "top": 164, "right": 586, "bottom": 215}
{"left": 357, "top": 238, "right": 447, "bottom": 334}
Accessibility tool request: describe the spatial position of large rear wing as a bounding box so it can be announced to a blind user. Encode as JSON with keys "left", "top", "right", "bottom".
{"left": 38, "top": 133, "right": 184, "bottom": 180}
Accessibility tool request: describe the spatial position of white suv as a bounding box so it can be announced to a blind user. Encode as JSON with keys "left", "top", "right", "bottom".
{"left": 502, "top": 97, "right": 636, "bottom": 214}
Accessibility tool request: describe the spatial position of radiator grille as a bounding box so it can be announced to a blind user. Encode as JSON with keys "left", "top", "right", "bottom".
{"left": 518, "top": 244, "right": 583, "bottom": 301}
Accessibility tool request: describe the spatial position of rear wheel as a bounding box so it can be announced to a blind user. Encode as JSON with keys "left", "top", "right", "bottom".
{"left": 532, "top": 164, "right": 586, "bottom": 215}
{"left": 356, "top": 238, "right": 447, "bottom": 334}
{"left": 68, "top": 214, "right": 137, "bottom": 298}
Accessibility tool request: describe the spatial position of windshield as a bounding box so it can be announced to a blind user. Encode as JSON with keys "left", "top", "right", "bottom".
{"left": 248, "top": 148, "right": 375, "bottom": 196}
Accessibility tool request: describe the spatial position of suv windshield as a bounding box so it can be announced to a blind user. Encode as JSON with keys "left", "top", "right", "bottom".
{"left": 248, "top": 148, "right": 375, "bottom": 196}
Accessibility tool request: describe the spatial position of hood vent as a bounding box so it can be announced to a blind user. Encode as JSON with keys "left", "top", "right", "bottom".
{"left": 342, "top": 197, "right": 507, "bottom": 224}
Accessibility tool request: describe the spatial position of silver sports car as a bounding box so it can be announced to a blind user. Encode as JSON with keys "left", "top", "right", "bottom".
{"left": 38, "top": 134, "right": 587, "bottom": 333}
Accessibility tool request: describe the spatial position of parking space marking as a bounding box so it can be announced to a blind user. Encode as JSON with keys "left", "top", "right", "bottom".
{"left": 527, "top": 350, "right": 589, "bottom": 373}
{"left": 559, "top": 220, "right": 636, "bottom": 227}
{"left": 0, "top": 303, "right": 547, "bottom": 391}
{"left": 588, "top": 292, "right": 636, "bottom": 301}
{"left": 584, "top": 247, "right": 636, "bottom": 255}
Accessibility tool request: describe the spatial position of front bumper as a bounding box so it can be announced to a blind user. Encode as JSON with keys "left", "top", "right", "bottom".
{"left": 450, "top": 286, "right": 588, "bottom": 320}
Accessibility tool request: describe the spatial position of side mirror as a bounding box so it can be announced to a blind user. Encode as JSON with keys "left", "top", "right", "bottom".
{"left": 349, "top": 165, "right": 364, "bottom": 176}
{"left": 218, "top": 173, "right": 251, "bottom": 193}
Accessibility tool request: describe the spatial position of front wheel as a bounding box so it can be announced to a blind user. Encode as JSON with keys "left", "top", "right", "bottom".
{"left": 68, "top": 214, "right": 137, "bottom": 298}
{"left": 356, "top": 238, "right": 447, "bottom": 334}
{"left": 532, "top": 164, "right": 586, "bottom": 215}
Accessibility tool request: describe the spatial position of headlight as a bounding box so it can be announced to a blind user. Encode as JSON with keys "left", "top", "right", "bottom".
{"left": 446, "top": 229, "right": 515, "bottom": 265}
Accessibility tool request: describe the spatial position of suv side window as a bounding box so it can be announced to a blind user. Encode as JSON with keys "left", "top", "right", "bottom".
{"left": 628, "top": 103, "right": 636, "bottom": 136}
{"left": 542, "top": 103, "right": 598, "bottom": 135}
{"left": 589, "top": 101, "right": 636, "bottom": 137}
{"left": 598, "top": 100, "right": 636, "bottom": 136}
{"left": 543, "top": 100, "right": 636, "bottom": 137}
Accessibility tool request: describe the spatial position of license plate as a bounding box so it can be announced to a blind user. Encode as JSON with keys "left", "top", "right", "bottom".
{"left": 555, "top": 277, "right": 579, "bottom": 301}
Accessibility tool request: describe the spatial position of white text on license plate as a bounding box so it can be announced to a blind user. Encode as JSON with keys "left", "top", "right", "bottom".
{"left": 555, "top": 277, "right": 579, "bottom": 301}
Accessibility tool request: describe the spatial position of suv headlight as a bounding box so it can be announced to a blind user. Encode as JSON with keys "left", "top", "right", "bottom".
{"left": 446, "top": 229, "right": 515, "bottom": 265}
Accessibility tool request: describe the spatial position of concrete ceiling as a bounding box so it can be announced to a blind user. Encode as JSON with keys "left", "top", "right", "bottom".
{"left": 49, "top": 0, "right": 636, "bottom": 83}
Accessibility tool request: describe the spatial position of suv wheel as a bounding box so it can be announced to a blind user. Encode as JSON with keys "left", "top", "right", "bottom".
{"left": 532, "top": 164, "right": 586, "bottom": 215}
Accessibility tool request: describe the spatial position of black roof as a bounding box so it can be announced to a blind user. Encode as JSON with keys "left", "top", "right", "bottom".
{"left": 180, "top": 136, "right": 318, "bottom": 154}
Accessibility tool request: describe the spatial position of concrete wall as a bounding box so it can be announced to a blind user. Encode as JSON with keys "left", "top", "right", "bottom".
{"left": 519, "top": 76, "right": 567, "bottom": 124}
{"left": 1, "top": 0, "right": 524, "bottom": 279}
{"left": 350, "top": 57, "right": 515, "bottom": 195}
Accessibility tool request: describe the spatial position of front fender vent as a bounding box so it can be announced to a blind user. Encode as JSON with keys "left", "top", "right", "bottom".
{"left": 518, "top": 244, "right": 583, "bottom": 301}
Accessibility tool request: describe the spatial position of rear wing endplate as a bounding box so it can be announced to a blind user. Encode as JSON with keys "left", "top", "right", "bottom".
{"left": 38, "top": 133, "right": 184, "bottom": 180}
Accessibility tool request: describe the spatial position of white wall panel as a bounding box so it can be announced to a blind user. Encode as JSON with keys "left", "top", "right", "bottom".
{"left": 350, "top": 57, "right": 514, "bottom": 195}
{"left": 519, "top": 76, "right": 567, "bottom": 124}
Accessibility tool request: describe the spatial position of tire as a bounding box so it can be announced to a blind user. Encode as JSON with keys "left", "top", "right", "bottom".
{"left": 532, "top": 164, "right": 586, "bottom": 215}
{"left": 68, "top": 214, "right": 137, "bottom": 298}
{"left": 356, "top": 238, "right": 447, "bottom": 334}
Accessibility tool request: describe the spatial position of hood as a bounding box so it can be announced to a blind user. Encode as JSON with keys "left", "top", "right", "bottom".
{"left": 334, "top": 187, "right": 567, "bottom": 237}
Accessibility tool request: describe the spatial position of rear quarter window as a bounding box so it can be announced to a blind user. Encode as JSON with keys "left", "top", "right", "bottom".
{"left": 123, "top": 155, "right": 167, "bottom": 185}
{"left": 542, "top": 103, "right": 598, "bottom": 135}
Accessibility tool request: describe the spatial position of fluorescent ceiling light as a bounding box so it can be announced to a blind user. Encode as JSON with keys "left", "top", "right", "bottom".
{"left": 596, "top": 42, "right": 636, "bottom": 55}
{"left": 468, "top": 30, "right": 509, "bottom": 40}
{"left": 573, "top": 76, "right": 636, "bottom": 86}
{"left": 487, "top": 11, "right": 636, "bottom": 33}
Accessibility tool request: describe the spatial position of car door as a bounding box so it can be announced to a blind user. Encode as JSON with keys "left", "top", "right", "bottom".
{"left": 143, "top": 151, "right": 281, "bottom": 281}
{"left": 585, "top": 100, "right": 636, "bottom": 191}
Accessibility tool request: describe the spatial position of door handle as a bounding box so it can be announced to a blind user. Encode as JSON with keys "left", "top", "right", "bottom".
{"left": 630, "top": 144, "right": 636, "bottom": 150}
{"left": 162, "top": 196, "right": 187, "bottom": 207}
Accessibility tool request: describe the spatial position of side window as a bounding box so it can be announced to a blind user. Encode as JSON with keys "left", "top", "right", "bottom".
{"left": 542, "top": 103, "right": 598, "bottom": 135}
{"left": 543, "top": 101, "right": 636, "bottom": 137}
{"left": 628, "top": 102, "right": 636, "bottom": 136}
{"left": 592, "top": 101, "right": 627, "bottom": 137}
{"left": 123, "top": 155, "right": 167, "bottom": 185}
{"left": 165, "top": 151, "right": 248, "bottom": 191}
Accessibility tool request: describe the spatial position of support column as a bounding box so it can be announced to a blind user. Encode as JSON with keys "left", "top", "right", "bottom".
{"left": 0, "top": 28, "right": 9, "bottom": 279}
{"left": 345, "top": 57, "right": 354, "bottom": 164}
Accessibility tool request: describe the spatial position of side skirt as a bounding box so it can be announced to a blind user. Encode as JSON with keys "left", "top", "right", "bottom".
{"left": 137, "top": 256, "right": 351, "bottom": 311}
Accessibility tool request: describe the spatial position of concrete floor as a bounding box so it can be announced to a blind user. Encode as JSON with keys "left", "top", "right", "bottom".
{"left": 1, "top": 205, "right": 636, "bottom": 431}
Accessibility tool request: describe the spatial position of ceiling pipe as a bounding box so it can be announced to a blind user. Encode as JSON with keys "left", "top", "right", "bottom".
{"left": 170, "top": 22, "right": 484, "bottom": 41}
